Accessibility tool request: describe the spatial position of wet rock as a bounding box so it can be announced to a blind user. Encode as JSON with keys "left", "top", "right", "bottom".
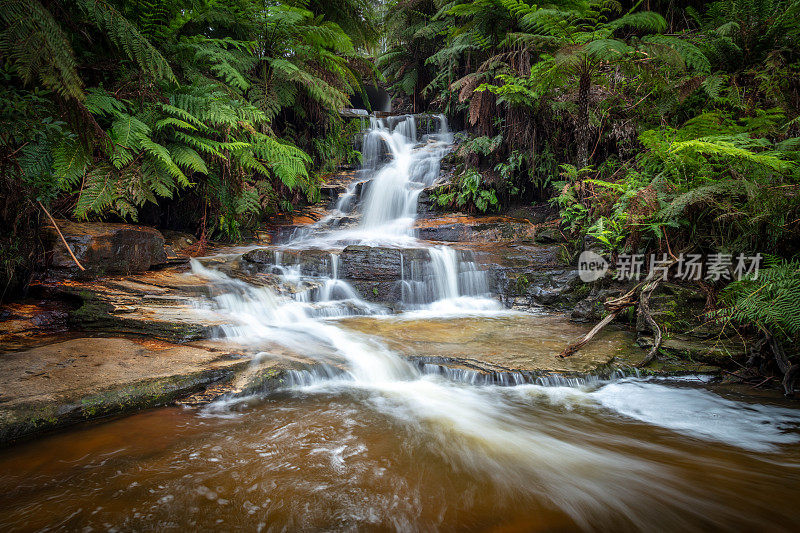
{"left": 68, "top": 291, "right": 214, "bottom": 342}
{"left": 162, "top": 230, "right": 197, "bottom": 260}
{"left": 635, "top": 283, "right": 706, "bottom": 335}
{"left": 571, "top": 288, "right": 625, "bottom": 322}
{"left": 505, "top": 205, "right": 557, "bottom": 225}
{"left": 35, "top": 268, "right": 236, "bottom": 342}
{"left": 338, "top": 313, "right": 646, "bottom": 375}
{"left": 339, "top": 245, "right": 428, "bottom": 280}
{"left": 0, "top": 300, "right": 71, "bottom": 351}
{"left": 320, "top": 171, "right": 365, "bottom": 208}
{"left": 533, "top": 226, "right": 567, "bottom": 244}
{"left": 348, "top": 280, "right": 403, "bottom": 304}
{"left": 243, "top": 248, "right": 334, "bottom": 276}
{"left": 415, "top": 215, "right": 536, "bottom": 243}
{"left": 0, "top": 338, "right": 257, "bottom": 445}
{"left": 640, "top": 335, "right": 749, "bottom": 366}
{"left": 43, "top": 220, "right": 167, "bottom": 277}
{"left": 475, "top": 243, "right": 586, "bottom": 311}
{"left": 636, "top": 282, "right": 749, "bottom": 366}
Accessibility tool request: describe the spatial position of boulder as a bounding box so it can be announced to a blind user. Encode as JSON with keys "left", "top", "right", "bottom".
{"left": 339, "top": 245, "right": 429, "bottom": 280}
{"left": 162, "top": 230, "right": 197, "bottom": 260}
{"left": 44, "top": 220, "right": 166, "bottom": 277}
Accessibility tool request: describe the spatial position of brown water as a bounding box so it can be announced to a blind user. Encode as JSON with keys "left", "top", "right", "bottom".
{"left": 2, "top": 377, "right": 800, "bottom": 532}
{"left": 338, "top": 313, "right": 640, "bottom": 372}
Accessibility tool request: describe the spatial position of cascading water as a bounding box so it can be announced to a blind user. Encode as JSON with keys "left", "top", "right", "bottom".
{"left": 287, "top": 113, "right": 453, "bottom": 246}
{"left": 14, "top": 112, "right": 794, "bottom": 531}
{"left": 144, "top": 256, "right": 800, "bottom": 530}
{"left": 260, "top": 112, "right": 494, "bottom": 314}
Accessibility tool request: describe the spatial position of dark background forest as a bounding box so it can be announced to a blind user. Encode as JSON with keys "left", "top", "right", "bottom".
{"left": 1, "top": 0, "right": 799, "bottom": 344}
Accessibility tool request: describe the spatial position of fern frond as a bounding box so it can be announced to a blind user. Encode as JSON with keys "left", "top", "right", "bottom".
{"left": 75, "top": 0, "right": 176, "bottom": 84}
{"left": 0, "top": 0, "right": 83, "bottom": 100}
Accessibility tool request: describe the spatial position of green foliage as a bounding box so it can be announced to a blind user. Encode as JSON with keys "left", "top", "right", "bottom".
{"left": 587, "top": 213, "right": 629, "bottom": 253}
{"left": 0, "top": 0, "right": 375, "bottom": 245}
{"left": 715, "top": 258, "right": 800, "bottom": 340}
{"left": 432, "top": 169, "right": 499, "bottom": 213}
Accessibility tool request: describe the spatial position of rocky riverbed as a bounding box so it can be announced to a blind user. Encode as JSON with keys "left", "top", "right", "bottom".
{"left": 0, "top": 209, "right": 746, "bottom": 446}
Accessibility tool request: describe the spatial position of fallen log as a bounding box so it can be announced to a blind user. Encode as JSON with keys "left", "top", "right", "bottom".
{"left": 558, "top": 283, "right": 640, "bottom": 359}
{"left": 557, "top": 277, "right": 665, "bottom": 362}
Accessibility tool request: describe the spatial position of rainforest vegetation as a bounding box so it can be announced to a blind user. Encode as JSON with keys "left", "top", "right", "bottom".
{"left": 2, "top": 0, "right": 799, "bottom": 350}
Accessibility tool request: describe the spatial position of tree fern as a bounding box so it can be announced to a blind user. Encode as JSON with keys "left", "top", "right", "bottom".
{"left": 52, "top": 136, "right": 90, "bottom": 188}
{"left": 75, "top": 165, "right": 119, "bottom": 218}
{"left": 0, "top": 0, "right": 84, "bottom": 100}
{"left": 75, "top": 0, "right": 176, "bottom": 84}
{"left": 715, "top": 258, "right": 800, "bottom": 339}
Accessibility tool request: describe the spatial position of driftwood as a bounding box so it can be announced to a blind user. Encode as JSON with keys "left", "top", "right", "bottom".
{"left": 635, "top": 279, "right": 663, "bottom": 368}
{"left": 765, "top": 329, "right": 799, "bottom": 396}
{"left": 558, "top": 283, "right": 641, "bottom": 358}
{"left": 557, "top": 277, "right": 665, "bottom": 363}
{"left": 38, "top": 201, "right": 85, "bottom": 271}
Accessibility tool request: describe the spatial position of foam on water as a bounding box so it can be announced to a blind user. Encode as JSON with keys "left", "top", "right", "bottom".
{"left": 588, "top": 379, "right": 800, "bottom": 452}
{"left": 191, "top": 259, "right": 800, "bottom": 456}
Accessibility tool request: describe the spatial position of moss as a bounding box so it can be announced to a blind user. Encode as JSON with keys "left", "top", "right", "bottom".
{"left": 1, "top": 367, "right": 242, "bottom": 446}
{"left": 571, "top": 282, "right": 590, "bottom": 300}
{"left": 67, "top": 291, "right": 209, "bottom": 342}
{"left": 514, "top": 275, "right": 530, "bottom": 293}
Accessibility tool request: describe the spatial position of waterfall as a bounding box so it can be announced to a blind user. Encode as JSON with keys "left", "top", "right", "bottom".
{"left": 287, "top": 113, "right": 453, "bottom": 247}
{"left": 358, "top": 115, "right": 449, "bottom": 237}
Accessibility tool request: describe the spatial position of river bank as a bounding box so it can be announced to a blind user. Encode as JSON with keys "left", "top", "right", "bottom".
{"left": 0, "top": 222, "right": 743, "bottom": 447}
{"left": 0, "top": 113, "right": 767, "bottom": 449}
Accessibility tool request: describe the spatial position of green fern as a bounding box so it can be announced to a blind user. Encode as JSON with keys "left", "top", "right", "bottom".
{"left": 715, "top": 258, "right": 800, "bottom": 339}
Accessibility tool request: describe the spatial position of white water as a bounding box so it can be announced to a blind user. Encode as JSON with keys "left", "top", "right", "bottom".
{"left": 183, "top": 112, "right": 800, "bottom": 526}
{"left": 255, "top": 113, "right": 499, "bottom": 316}
{"left": 190, "top": 259, "right": 800, "bottom": 458}
{"left": 186, "top": 257, "right": 800, "bottom": 527}
{"left": 287, "top": 114, "right": 452, "bottom": 247}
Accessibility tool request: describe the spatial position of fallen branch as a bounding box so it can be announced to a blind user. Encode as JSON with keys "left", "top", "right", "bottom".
{"left": 38, "top": 201, "right": 85, "bottom": 271}
{"left": 636, "top": 279, "right": 663, "bottom": 368}
{"left": 558, "top": 260, "right": 674, "bottom": 361}
{"left": 558, "top": 309, "right": 624, "bottom": 358}
{"left": 558, "top": 283, "right": 641, "bottom": 358}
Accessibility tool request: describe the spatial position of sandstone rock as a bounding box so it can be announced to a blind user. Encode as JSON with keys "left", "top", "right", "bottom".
{"left": 44, "top": 220, "right": 167, "bottom": 277}
{"left": 415, "top": 215, "right": 536, "bottom": 243}
{"left": 162, "top": 230, "right": 197, "bottom": 260}
{"left": 0, "top": 337, "right": 313, "bottom": 445}
{"left": 339, "top": 245, "right": 428, "bottom": 280}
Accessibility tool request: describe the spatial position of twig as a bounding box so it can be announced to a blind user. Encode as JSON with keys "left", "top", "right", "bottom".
{"left": 753, "top": 376, "right": 774, "bottom": 388}
{"left": 37, "top": 201, "right": 85, "bottom": 271}
{"left": 636, "top": 279, "right": 663, "bottom": 367}
{"left": 722, "top": 369, "right": 746, "bottom": 380}
{"left": 558, "top": 310, "right": 624, "bottom": 358}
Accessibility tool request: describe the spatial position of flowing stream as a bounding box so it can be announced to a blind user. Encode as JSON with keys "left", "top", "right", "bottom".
{"left": 2, "top": 115, "right": 800, "bottom": 531}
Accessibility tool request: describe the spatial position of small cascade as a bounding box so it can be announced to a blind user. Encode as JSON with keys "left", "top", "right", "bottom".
{"left": 358, "top": 114, "right": 448, "bottom": 237}
{"left": 286, "top": 113, "right": 453, "bottom": 246}
{"left": 397, "top": 246, "right": 502, "bottom": 312}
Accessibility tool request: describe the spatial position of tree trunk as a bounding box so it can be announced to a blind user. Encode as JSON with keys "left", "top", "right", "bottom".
{"left": 576, "top": 67, "right": 591, "bottom": 170}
